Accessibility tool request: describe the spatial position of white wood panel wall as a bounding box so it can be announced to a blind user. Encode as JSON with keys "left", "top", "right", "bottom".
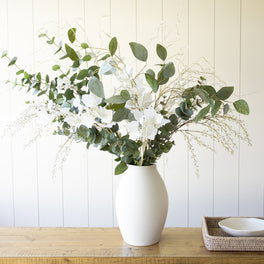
{"left": 0, "top": 0, "right": 263, "bottom": 227}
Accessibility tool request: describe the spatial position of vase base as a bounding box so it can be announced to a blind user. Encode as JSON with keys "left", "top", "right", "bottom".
{"left": 123, "top": 238, "right": 160, "bottom": 247}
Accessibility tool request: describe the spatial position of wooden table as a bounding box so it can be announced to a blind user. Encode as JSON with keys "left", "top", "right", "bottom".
{"left": 0, "top": 227, "right": 263, "bottom": 263}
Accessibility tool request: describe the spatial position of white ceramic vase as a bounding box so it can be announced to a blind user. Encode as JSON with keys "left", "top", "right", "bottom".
{"left": 115, "top": 164, "right": 168, "bottom": 246}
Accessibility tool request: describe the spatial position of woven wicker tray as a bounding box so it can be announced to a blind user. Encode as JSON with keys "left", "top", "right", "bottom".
{"left": 202, "top": 216, "right": 264, "bottom": 251}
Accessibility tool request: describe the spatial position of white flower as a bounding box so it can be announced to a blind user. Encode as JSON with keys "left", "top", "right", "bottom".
{"left": 99, "top": 61, "right": 116, "bottom": 75}
{"left": 126, "top": 121, "right": 141, "bottom": 140}
{"left": 82, "top": 93, "right": 102, "bottom": 108}
{"left": 72, "top": 98, "right": 84, "bottom": 112}
{"left": 130, "top": 109, "right": 143, "bottom": 122}
{"left": 139, "top": 92, "right": 153, "bottom": 109}
{"left": 133, "top": 77, "right": 154, "bottom": 109}
{"left": 140, "top": 107, "right": 169, "bottom": 140}
{"left": 64, "top": 114, "right": 82, "bottom": 127}
{"left": 96, "top": 107, "right": 113, "bottom": 127}
{"left": 79, "top": 113, "right": 94, "bottom": 128}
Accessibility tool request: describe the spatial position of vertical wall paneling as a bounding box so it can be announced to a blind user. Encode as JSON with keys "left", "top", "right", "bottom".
{"left": 8, "top": 0, "right": 39, "bottom": 226}
{"left": 33, "top": 0, "right": 64, "bottom": 226}
{"left": 0, "top": 0, "right": 14, "bottom": 226}
{"left": 163, "top": 0, "right": 189, "bottom": 227}
{"left": 59, "top": 0, "right": 89, "bottom": 227}
{"left": 85, "top": 0, "right": 114, "bottom": 227}
{"left": 110, "top": 0, "right": 137, "bottom": 227}
{"left": 188, "top": 0, "right": 214, "bottom": 226}
{"left": 239, "top": 0, "right": 264, "bottom": 216}
{"left": 137, "top": 0, "right": 164, "bottom": 179}
{"left": 0, "top": 0, "right": 262, "bottom": 228}
{"left": 213, "top": 0, "right": 240, "bottom": 216}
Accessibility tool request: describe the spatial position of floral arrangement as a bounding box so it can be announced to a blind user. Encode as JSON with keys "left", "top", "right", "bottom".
{"left": 1, "top": 28, "right": 251, "bottom": 175}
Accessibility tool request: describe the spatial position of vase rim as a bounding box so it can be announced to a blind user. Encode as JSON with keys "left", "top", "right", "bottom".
{"left": 127, "top": 164, "right": 156, "bottom": 168}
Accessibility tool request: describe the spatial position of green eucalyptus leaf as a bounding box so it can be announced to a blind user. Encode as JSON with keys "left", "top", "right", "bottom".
{"left": 216, "top": 86, "right": 234, "bottom": 100}
{"left": 83, "top": 55, "right": 91, "bottom": 61}
{"left": 175, "top": 107, "right": 190, "bottom": 120}
{"left": 36, "top": 72, "right": 41, "bottom": 81}
{"left": 106, "top": 103, "right": 126, "bottom": 111}
{"left": 182, "top": 87, "right": 195, "bottom": 99}
{"left": 38, "top": 33, "right": 47, "bottom": 38}
{"left": 208, "top": 98, "right": 214, "bottom": 108}
{"left": 105, "top": 95, "right": 126, "bottom": 104}
{"left": 233, "top": 99, "right": 250, "bottom": 115}
{"left": 65, "top": 43, "right": 79, "bottom": 61}
{"left": 211, "top": 100, "right": 222, "bottom": 117}
{"left": 112, "top": 107, "right": 131, "bottom": 122}
{"left": 72, "top": 60, "right": 80, "bottom": 68}
{"left": 54, "top": 41, "right": 62, "bottom": 54}
{"left": 16, "top": 69, "right": 24, "bottom": 75}
{"left": 201, "top": 85, "right": 216, "bottom": 96}
{"left": 146, "top": 69, "right": 155, "bottom": 78}
{"left": 194, "top": 88, "right": 209, "bottom": 102}
{"left": 38, "top": 90, "right": 47, "bottom": 97}
{"left": 68, "top": 28, "right": 76, "bottom": 43}
{"left": 145, "top": 73, "right": 159, "bottom": 93}
{"left": 120, "top": 90, "right": 130, "bottom": 100}
{"left": 195, "top": 105, "right": 210, "bottom": 123}
{"left": 60, "top": 54, "right": 69, "bottom": 60}
{"left": 99, "top": 54, "right": 111, "bottom": 61}
{"left": 129, "top": 42, "right": 148, "bottom": 62}
{"left": 157, "top": 68, "right": 169, "bottom": 85}
{"left": 156, "top": 44, "right": 167, "bottom": 61}
{"left": 45, "top": 74, "right": 49, "bottom": 83}
{"left": 223, "top": 103, "right": 229, "bottom": 115}
{"left": 128, "top": 112, "right": 136, "bottom": 121}
{"left": 163, "top": 62, "right": 175, "bottom": 78}
{"left": 49, "top": 90, "right": 54, "bottom": 100}
{"left": 52, "top": 64, "right": 60, "bottom": 71}
{"left": 109, "top": 37, "right": 118, "bottom": 56}
{"left": 169, "top": 114, "right": 178, "bottom": 125}
{"left": 88, "top": 76, "right": 105, "bottom": 98}
{"left": 1, "top": 50, "right": 7, "bottom": 58}
{"left": 64, "top": 89, "right": 74, "bottom": 100}
{"left": 77, "top": 69, "right": 88, "bottom": 80}
{"left": 70, "top": 73, "right": 77, "bottom": 83}
{"left": 8, "top": 57, "right": 17, "bottom": 66}
{"left": 81, "top": 42, "right": 89, "bottom": 49}
{"left": 47, "top": 36, "right": 55, "bottom": 44}
{"left": 56, "top": 94, "right": 65, "bottom": 104}
{"left": 115, "top": 161, "right": 128, "bottom": 175}
{"left": 24, "top": 72, "right": 29, "bottom": 79}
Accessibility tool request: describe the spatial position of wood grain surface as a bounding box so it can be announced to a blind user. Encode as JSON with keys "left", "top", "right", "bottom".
{"left": 0, "top": 227, "right": 263, "bottom": 263}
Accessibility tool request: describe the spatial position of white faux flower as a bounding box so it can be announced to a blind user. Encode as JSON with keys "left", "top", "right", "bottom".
{"left": 130, "top": 109, "right": 143, "bottom": 122}
{"left": 99, "top": 61, "right": 116, "bottom": 75}
{"left": 140, "top": 107, "right": 169, "bottom": 140}
{"left": 64, "top": 111, "right": 95, "bottom": 129}
{"left": 139, "top": 92, "right": 153, "bottom": 109}
{"left": 79, "top": 113, "right": 94, "bottom": 128}
{"left": 133, "top": 77, "right": 154, "bottom": 109}
{"left": 72, "top": 98, "right": 84, "bottom": 112}
{"left": 64, "top": 114, "right": 83, "bottom": 127}
{"left": 126, "top": 121, "right": 141, "bottom": 140}
{"left": 96, "top": 107, "right": 113, "bottom": 127}
{"left": 82, "top": 93, "right": 102, "bottom": 108}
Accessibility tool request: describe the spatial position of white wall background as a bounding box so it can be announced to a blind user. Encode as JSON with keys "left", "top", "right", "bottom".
{"left": 0, "top": 0, "right": 263, "bottom": 227}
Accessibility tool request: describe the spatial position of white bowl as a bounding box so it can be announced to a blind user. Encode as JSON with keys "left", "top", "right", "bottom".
{"left": 218, "top": 217, "right": 264, "bottom": 237}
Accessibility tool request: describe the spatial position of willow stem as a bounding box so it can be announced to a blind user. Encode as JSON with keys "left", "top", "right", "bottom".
{"left": 140, "top": 139, "right": 147, "bottom": 166}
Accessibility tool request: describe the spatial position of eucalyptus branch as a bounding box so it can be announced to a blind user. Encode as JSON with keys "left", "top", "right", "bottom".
{"left": 2, "top": 27, "right": 250, "bottom": 177}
